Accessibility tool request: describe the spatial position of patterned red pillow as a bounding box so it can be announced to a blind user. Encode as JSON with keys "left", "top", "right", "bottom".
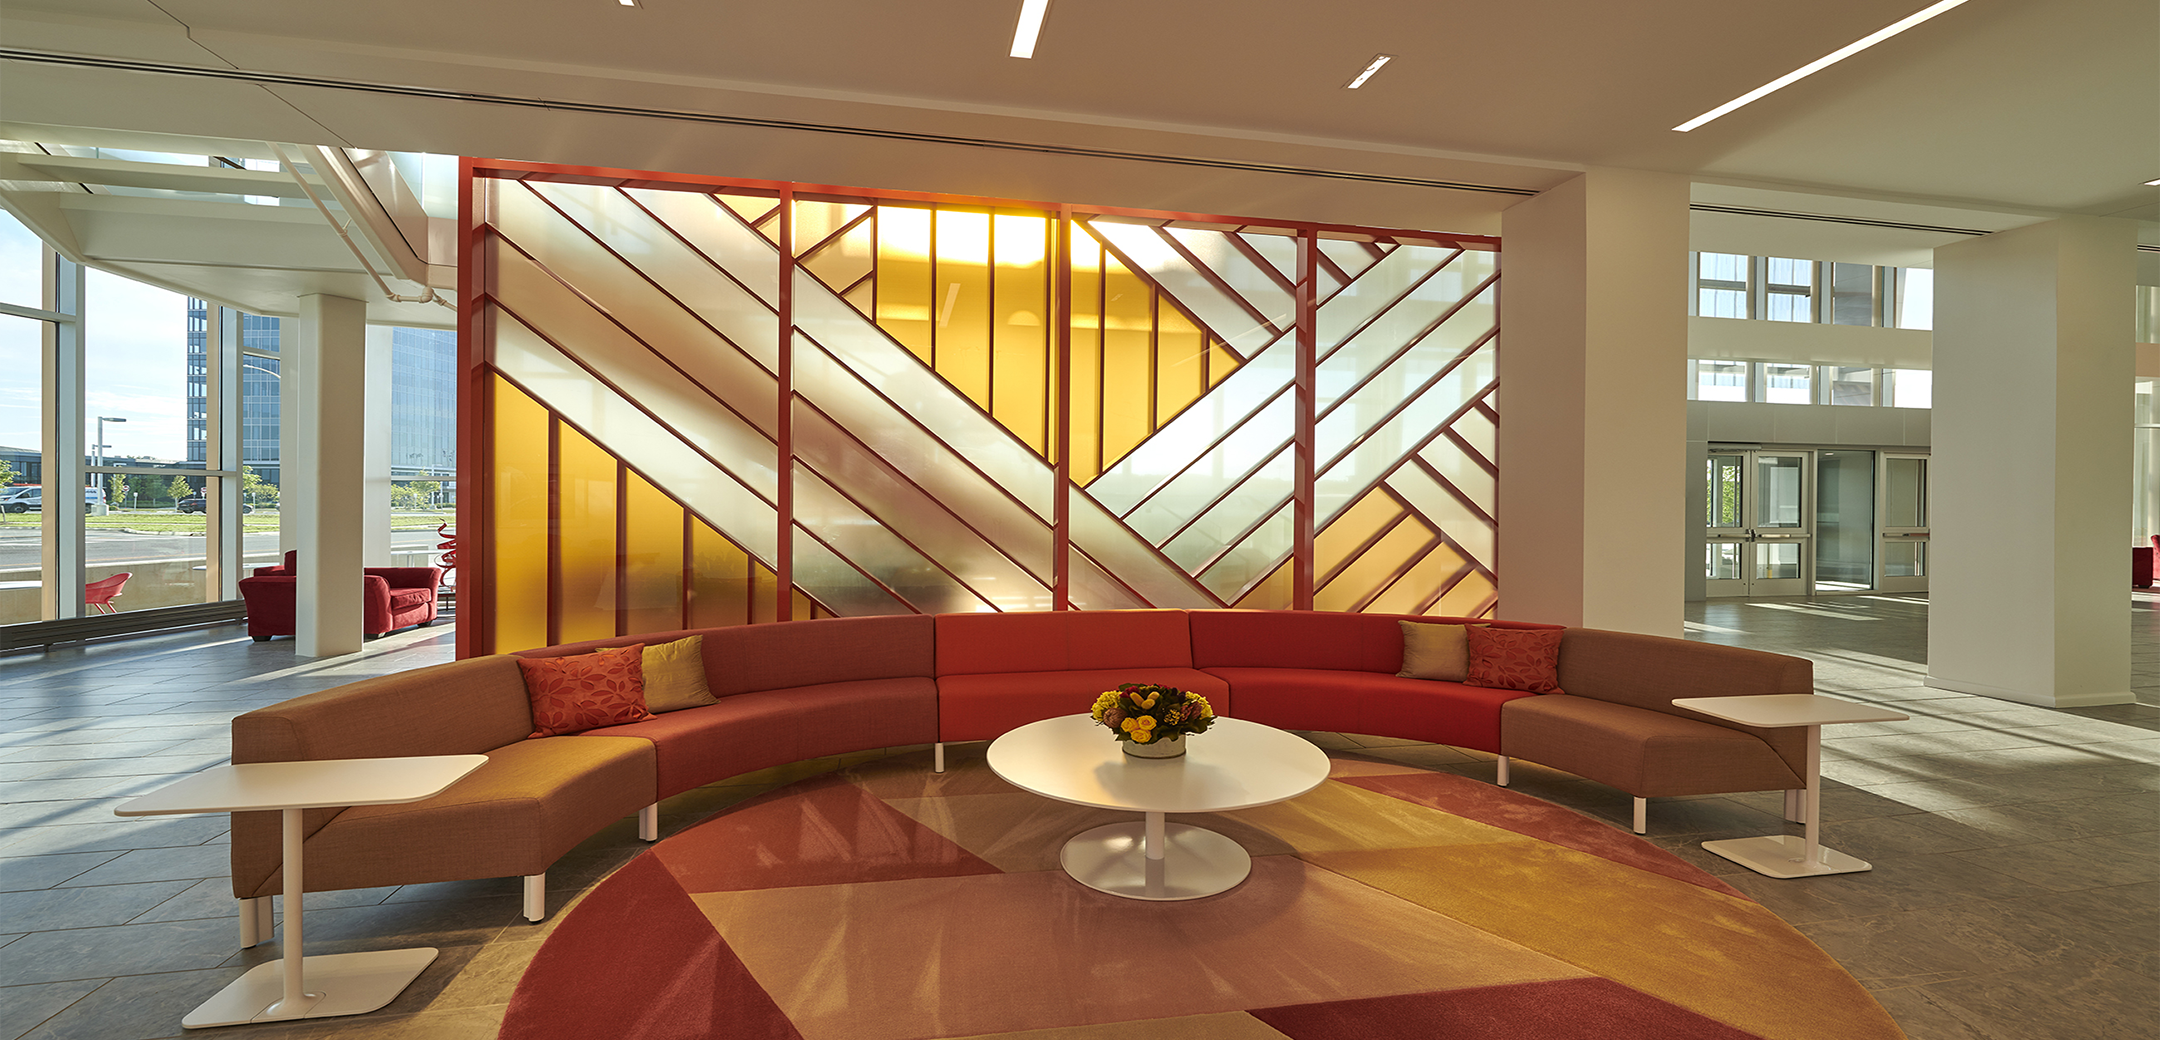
{"left": 518, "top": 644, "right": 653, "bottom": 738}
{"left": 1464, "top": 627, "right": 1565, "bottom": 694}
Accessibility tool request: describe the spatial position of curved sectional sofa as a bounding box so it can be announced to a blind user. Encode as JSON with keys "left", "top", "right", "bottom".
{"left": 227, "top": 609, "right": 1813, "bottom": 930}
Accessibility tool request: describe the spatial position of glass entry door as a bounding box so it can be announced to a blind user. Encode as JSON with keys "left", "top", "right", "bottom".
{"left": 1878, "top": 454, "right": 1929, "bottom": 593}
{"left": 1705, "top": 450, "right": 1814, "bottom": 597}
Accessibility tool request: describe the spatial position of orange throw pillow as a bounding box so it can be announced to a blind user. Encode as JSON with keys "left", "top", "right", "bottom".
{"left": 1464, "top": 627, "right": 1564, "bottom": 694}
{"left": 518, "top": 644, "right": 653, "bottom": 738}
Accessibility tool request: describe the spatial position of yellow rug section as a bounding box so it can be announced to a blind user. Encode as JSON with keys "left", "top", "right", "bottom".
{"left": 1307, "top": 842, "right": 1904, "bottom": 1040}
{"left": 943, "top": 1011, "right": 1293, "bottom": 1040}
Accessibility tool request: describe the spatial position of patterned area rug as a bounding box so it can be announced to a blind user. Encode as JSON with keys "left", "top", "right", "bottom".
{"left": 499, "top": 749, "right": 1904, "bottom": 1040}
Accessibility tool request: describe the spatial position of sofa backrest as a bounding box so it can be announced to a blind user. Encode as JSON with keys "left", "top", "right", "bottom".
{"left": 1189, "top": 609, "right": 1558, "bottom": 673}
{"left": 515, "top": 614, "right": 936, "bottom": 696}
{"left": 935, "top": 609, "right": 1192, "bottom": 675}
{"left": 1555, "top": 628, "right": 1813, "bottom": 711}
{"left": 230, "top": 655, "right": 534, "bottom": 764}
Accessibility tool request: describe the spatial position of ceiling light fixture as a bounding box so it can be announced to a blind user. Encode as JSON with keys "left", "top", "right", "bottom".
{"left": 2146, "top": 178, "right": 2160, "bottom": 186}
{"left": 1010, "top": 0, "right": 1051, "bottom": 59}
{"left": 1344, "top": 54, "right": 1394, "bottom": 89}
{"left": 617, "top": 0, "right": 638, "bottom": 6}
{"left": 1672, "top": 0, "right": 1971, "bottom": 132}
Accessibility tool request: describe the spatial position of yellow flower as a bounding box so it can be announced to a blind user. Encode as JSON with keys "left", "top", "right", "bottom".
{"left": 1133, "top": 716, "right": 1155, "bottom": 730}
{"left": 1120, "top": 718, "right": 1138, "bottom": 732}
{"left": 1132, "top": 729, "right": 1153, "bottom": 743}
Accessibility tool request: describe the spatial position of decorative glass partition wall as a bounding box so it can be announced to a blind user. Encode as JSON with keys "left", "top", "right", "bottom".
{"left": 459, "top": 162, "right": 1501, "bottom": 655}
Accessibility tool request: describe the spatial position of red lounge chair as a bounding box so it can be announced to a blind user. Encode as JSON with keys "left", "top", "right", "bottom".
{"left": 84, "top": 572, "right": 131, "bottom": 614}
{"left": 238, "top": 552, "right": 442, "bottom": 641}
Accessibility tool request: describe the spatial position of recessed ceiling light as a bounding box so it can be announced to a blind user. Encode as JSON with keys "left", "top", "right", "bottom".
{"left": 618, "top": 0, "right": 638, "bottom": 6}
{"left": 1672, "top": 0, "right": 1972, "bottom": 132}
{"left": 1010, "top": 0, "right": 1051, "bottom": 59}
{"left": 1344, "top": 54, "right": 1394, "bottom": 90}
{"left": 2146, "top": 178, "right": 2160, "bottom": 186}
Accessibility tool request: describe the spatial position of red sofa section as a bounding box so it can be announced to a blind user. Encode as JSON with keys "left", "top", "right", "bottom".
{"left": 934, "top": 609, "right": 1229, "bottom": 742}
{"left": 237, "top": 550, "right": 443, "bottom": 642}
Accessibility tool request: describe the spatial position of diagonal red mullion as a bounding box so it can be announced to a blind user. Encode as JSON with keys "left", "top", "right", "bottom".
{"left": 1149, "top": 225, "right": 1285, "bottom": 340}
{"left": 1316, "top": 275, "right": 1498, "bottom": 426}
{"left": 1410, "top": 453, "right": 1499, "bottom": 530}
{"left": 1071, "top": 498, "right": 1231, "bottom": 608}
{"left": 1314, "top": 249, "right": 1468, "bottom": 367}
{"left": 491, "top": 364, "right": 780, "bottom": 569}
{"left": 790, "top": 455, "right": 1004, "bottom": 613}
{"left": 796, "top": 206, "right": 874, "bottom": 265}
{"left": 1309, "top": 376, "right": 1499, "bottom": 539}
{"left": 1077, "top": 217, "right": 1251, "bottom": 364}
{"left": 1315, "top": 495, "right": 1415, "bottom": 591}
{"left": 490, "top": 229, "right": 775, "bottom": 436}
{"left": 790, "top": 377, "right": 1058, "bottom": 591}
{"left": 788, "top": 512, "right": 923, "bottom": 616}
{"left": 1065, "top": 542, "right": 1159, "bottom": 609}
{"left": 1114, "top": 374, "right": 1294, "bottom": 520}
{"left": 1318, "top": 328, "right": 1499, "bottom": 477}
{"left": 1313, "top": 248, "right": 1354, "bottom": 290}
{"left": 1346, "top": 529, "right": 1445, "bottom": 615}
{"left": 794, "top": 330, "right": 1055, "bottom": 533}
{"left": 839, "top": 269, "right": 874, "bottom": 299}
{"left": 1391, "top": 461, "right": 1498, "bottom": 551}
{"left": 1225, "top": 228, "right": 1298, "bottom": 294}
{"left": 1410, "top": 557, "right": 1482, "bottom": 616}
{"left": 1145, "top": 429, "right": 1297, "bottom": 553}
{"left": 485, "top": 295, "right": 779, "bottom": 512}
{"left": 1443, "top": 423, "right": 1498, "bottom": 477}
{"left": 615, "top": 188, "right": 785, "bottom": 316}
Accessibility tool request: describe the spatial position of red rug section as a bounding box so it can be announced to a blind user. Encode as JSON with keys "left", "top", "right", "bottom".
{"left": 500, "top": 853, "right": 802, "bottom": 1040}
{"left": 1251, "top": 977, "right": 1767, "bottom": 1040}
{"left": 651, "top": 773, "right": 1003, "bottom": 892}
{"left": 1340, "top": 772, "right": 1747, "bottom": 898}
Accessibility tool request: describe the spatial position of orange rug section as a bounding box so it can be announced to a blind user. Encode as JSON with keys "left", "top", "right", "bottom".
{"left": 500, "top": 749, "right": 1905, "bottom": 1040}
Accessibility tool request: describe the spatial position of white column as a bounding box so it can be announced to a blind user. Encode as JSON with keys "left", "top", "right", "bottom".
{"left": 38, "top": 251, "right": 86, "bottom": 619}
{"left": 1496, "top": 168, "right": 1690, "bottom": 635}
{"left": 363, "top": 326, "right": 393, "bottom": 568}
{"left": 292, "top": 294, "right": 368, "bottom": 657}
{"left": 1930, "top": 217, "right": 2137, "bottom": 707}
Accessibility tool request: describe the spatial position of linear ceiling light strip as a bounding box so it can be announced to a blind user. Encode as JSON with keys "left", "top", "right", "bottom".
{"left": 1672, "top": 0, "right": 1973, "bottom": 132}
{"left": 1687, "top": 203, "right": 1991, "bottom": 237}
{"left": 0, "top": 49, "right": 1539, "bottom": 198}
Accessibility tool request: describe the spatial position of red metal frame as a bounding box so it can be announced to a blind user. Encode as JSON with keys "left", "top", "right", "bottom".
{"left": 461, "top": 158, "right": 1498, "bottom": 647}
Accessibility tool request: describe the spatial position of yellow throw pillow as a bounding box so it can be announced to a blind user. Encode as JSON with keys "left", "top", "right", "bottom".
{"left": 641, "top": 635, "right": 717, "bottom": 713}
{"left": 1397, "top": 620, "right": 1475, "bottom": 682}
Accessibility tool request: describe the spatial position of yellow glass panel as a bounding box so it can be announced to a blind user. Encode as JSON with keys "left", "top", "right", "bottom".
{"left": 993, "top": 214, "right": 1050, "bottom": 453}
{"left": 875, "top": 206, "right": 935, "bottom": 362}
{"left": 1313, "top": 490, "right": 1405, "bottom": 580}
{"left": 688, "top": 518, "right": 750, "bottom": 629}
{"left": 1069, "top": 250, "right": 1104, "bottom": 484}
{"left": 1100, "top": 259, "right": 1154, "bottom": 469}
{"left": 791, "top": 201, "right": 868, "bottom": 259}
{"left": 1314, "top": 517, "right": 1436, "bottom": 613}
{"left": 935, "top": 209, "right": 991, "bottom": 408}
{"left": 1232, "top": 558, "right": 1293, "bottom": 610}
{"left": 792, "top": 587, "right": 818, "bottom": 622}
{"left": 843, "top": 277, "right": 875, "bottom": 317}
{"left": 1156, "top": 304, "right": 1206, "bottom": 427}
{"left": 491, "top": 375, "right": 550, "bottom": 653}
{"left": 717, "top": 192, "right": 777, "bottom": 231}
{"left": 623, "top": 471, "right": 685, "bottom": 636}
{"left": 1432, "top": 569, "right": 1497, "bottom": 619}
{"left": 556, "top": 425, "right": 619, "bottom": 643}
{"left": 751, "top": 562, "right": 779, "bottom": 624}
{"left": 1209, "top": 342, "right": 1239, "bottom": 387}
{"left": 802, "top": 214, "right": 874, "bottom": 297}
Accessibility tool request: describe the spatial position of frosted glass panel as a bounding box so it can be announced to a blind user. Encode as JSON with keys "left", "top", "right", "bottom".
{"left": 1316, "top": 290, "right": 1496, "bottom": 463}
{"left": 790, "top": 401, "right": 1051, "bottom": 608}
{"left": 792, "top": 335, "right": 1053, "bottom": 575}
{"left": 1317, "top": 340, "right": 1495, "bottom": 527}
{"left": 1086, "top": 336, "right": 1294, "bottom": 515}
{"left": 1068, "top": 493, "right": 1218, "bottom": 607}
{"left": 1162, "top": 226, "right": 1296, "bottom": 339}
{"left": 1387, "top": 464, "right": 1492, "bottom": 572}
{"left": 1164, "top": 450, "right": 1294, "bottom": 572}
{"left": 1317, "top": 258, "right": 1495, "bottom": 411}
{"left": 792, "top": 271, "right": 1055, "bottom": 520}
{"left": 792, "top": 469, "right": 991, "bottom": 614}
{"left": 1120, "top": 393, "right": 1294, "bottom": 543}
{"left": 1088, "top": 220, "right": 1283, "bottom": 357}
{"left": 625, "top": 188, "right": 782, "bottom": 315}
{"left": 1196, "top": 502, "right": 1293, "bottom": 601}
{"left": 790, "top": 524, "right": 911, "bottom": 616}
{"left": 494, "top": 308, "right": 778, "bottom": 562}
{"left": 1066, "top": 550, "right": 1150, "bottom": 611}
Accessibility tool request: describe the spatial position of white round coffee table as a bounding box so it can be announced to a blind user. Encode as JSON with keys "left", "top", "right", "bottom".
{"left": 986, "top": 714, "right": 1330, "bottom": 901}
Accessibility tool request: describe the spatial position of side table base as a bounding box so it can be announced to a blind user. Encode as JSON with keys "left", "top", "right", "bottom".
{"left": 1703, "top": 836, "right": 1873, "bottom": 879}
{"left": 182, "top": 948, "right": 440, "bottom": 1029}
{"left": 1061, "top": 822, "right": 1251, "bottom": 901}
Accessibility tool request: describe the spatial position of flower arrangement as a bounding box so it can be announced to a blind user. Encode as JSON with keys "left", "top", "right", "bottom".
{"left": 1090, "top": 682, "right": 1217, "bottom": 745}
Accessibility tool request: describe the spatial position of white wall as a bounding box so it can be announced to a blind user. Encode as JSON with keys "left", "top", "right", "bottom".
{"left": 1688, "top": 316, "right": 1933, "bottom": 370}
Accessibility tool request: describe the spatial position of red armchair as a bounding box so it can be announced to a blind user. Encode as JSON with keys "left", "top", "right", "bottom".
{"left": 238, "top": 551, "right": 443, "bottom": 641}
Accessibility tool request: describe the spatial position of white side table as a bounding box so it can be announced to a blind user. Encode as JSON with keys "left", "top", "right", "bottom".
{"left": 1671, "top": 694, "right": 1907, "bottom": 878}
{"left": 116, "top": 755, "right": 488, "bottom": 1029}
{"left": 987, "top": 715, "right": 1329, "bottom": 901}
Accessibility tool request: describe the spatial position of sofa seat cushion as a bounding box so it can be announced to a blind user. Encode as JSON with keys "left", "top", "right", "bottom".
{"left": 936, "top": 610, "right": 1194, "bottom": 675}
{"left": 1501, "top": 694, "right": 1804, "bottom": 798}
{"left": 585, "top": 677, "right": 938, "bottom": 800}
{"left": 936, "top": 667, "right": 1229, "bottom": 742}
{"left": 387, "top": 587, "right": 433, "bottom": 611}
{"left": 1207, "top": 667, "right": 1525, "bottom": 753}
{"left": 233, "top": 735, "right": 657, "bottom": 899}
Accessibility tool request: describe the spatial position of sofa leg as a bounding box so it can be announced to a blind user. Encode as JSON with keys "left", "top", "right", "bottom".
{"left": 1784, "top": 788, "right": 1806, "bottom": 824}
{"left": 523, "top": 873, "right": 546, "bottom": 922}
{"left": 1495, "top": 756, "right": 1510, "bottom": 787}
{"left": 638, "top": 804, "right": 659, "bottom": 842}
{"left": 933, "top": 742, "right": 945, "bottom": 774}
{"left": 237, "top": 895, "right": 270, "bottom": 948}
{"left": 1632, "top": 797, "right": 1647, "bottom": 835}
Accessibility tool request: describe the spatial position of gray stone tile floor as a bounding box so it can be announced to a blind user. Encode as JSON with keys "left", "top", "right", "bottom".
{"left": 0, "top": 596, "right": 2152, "bottom": 1039}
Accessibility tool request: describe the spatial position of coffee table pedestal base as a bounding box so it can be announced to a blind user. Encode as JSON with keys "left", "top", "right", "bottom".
{"left": 1061, "top": 821, "right": 1251, "bottom": 900}
{"left": 1702, "top": 836, "right": 1873, "bottom": 879}
{"left": 182, "top": 949, "right": 440, "bottom": 1029}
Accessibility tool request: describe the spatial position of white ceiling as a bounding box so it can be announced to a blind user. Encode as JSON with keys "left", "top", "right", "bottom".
{"left": 1, "top": 0, "right": 2154, "bottom": 253}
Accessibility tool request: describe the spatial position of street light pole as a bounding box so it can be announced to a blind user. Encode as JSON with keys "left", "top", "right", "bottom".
{"left": 94, "top": 416, "right": 126, "bottom": 496}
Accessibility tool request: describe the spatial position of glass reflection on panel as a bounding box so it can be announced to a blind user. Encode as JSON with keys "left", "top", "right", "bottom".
{"left": 1886, "top": 457, "right": 1926, "bottom": 528}
{"left": 1885, "top": 369, "right": 1932, "bottom": 409}
{"left": 1825, "top": 366, "right": 1874, "bottom": 406}
{"left": 1884, "top": 541, "right": 1926, "bottom": 577}
{"left": 1706, "top": 542, "right": 1743, "bottom": 580}
{"left": 1707, "top": 456, "right": 1744, "bottom": 528}
{"left": 1694, "top": 359, "right": 1747, "bottom": 402}
{"left": 1762, "top": 363, "right": 1811, "bottom": 404}
{"left": 1756, "top": 456, "right": 1803, "bottom": 527}
{"left": 1756, "top": 541, "right": 1801, "bottom": 580}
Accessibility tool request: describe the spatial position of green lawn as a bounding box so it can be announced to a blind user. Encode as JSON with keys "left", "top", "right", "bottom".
{"left": 0, "top": 509, "right": 456, "bottom": 533}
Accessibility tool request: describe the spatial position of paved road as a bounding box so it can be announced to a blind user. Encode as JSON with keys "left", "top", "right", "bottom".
{"left": 0, "top": 524, "right": 445, "bottom": 572}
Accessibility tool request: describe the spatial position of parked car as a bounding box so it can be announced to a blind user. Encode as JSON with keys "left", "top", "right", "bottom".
{"left": 177, "top": 496, "right": 254, "bottom": 514}
{"left": 0, "top": 486, "right": 104, "bottom": 513}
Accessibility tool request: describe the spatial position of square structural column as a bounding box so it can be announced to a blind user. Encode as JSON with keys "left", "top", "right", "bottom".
{"left": 362, "top": 326, "right": 394, "bottom": 568}
{"left": 291, "top": 293, "right": 369, "bottom": 658}
{"left": 1497, "top": 168, "right": 1690, "bottom": 635}
{"left": 1930, "top": 217, "right": 2137, "bottom": 707}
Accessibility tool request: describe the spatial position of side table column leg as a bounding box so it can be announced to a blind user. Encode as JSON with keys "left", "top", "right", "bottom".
{"left": 1144, "top": 811, "right": 1166, "bottom": 861}
{"left": 1800, "top": 725, "right": 1824, "bottom": 868}
{"left": 269, "top": 806, "right": 316, "bottom": 1015}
